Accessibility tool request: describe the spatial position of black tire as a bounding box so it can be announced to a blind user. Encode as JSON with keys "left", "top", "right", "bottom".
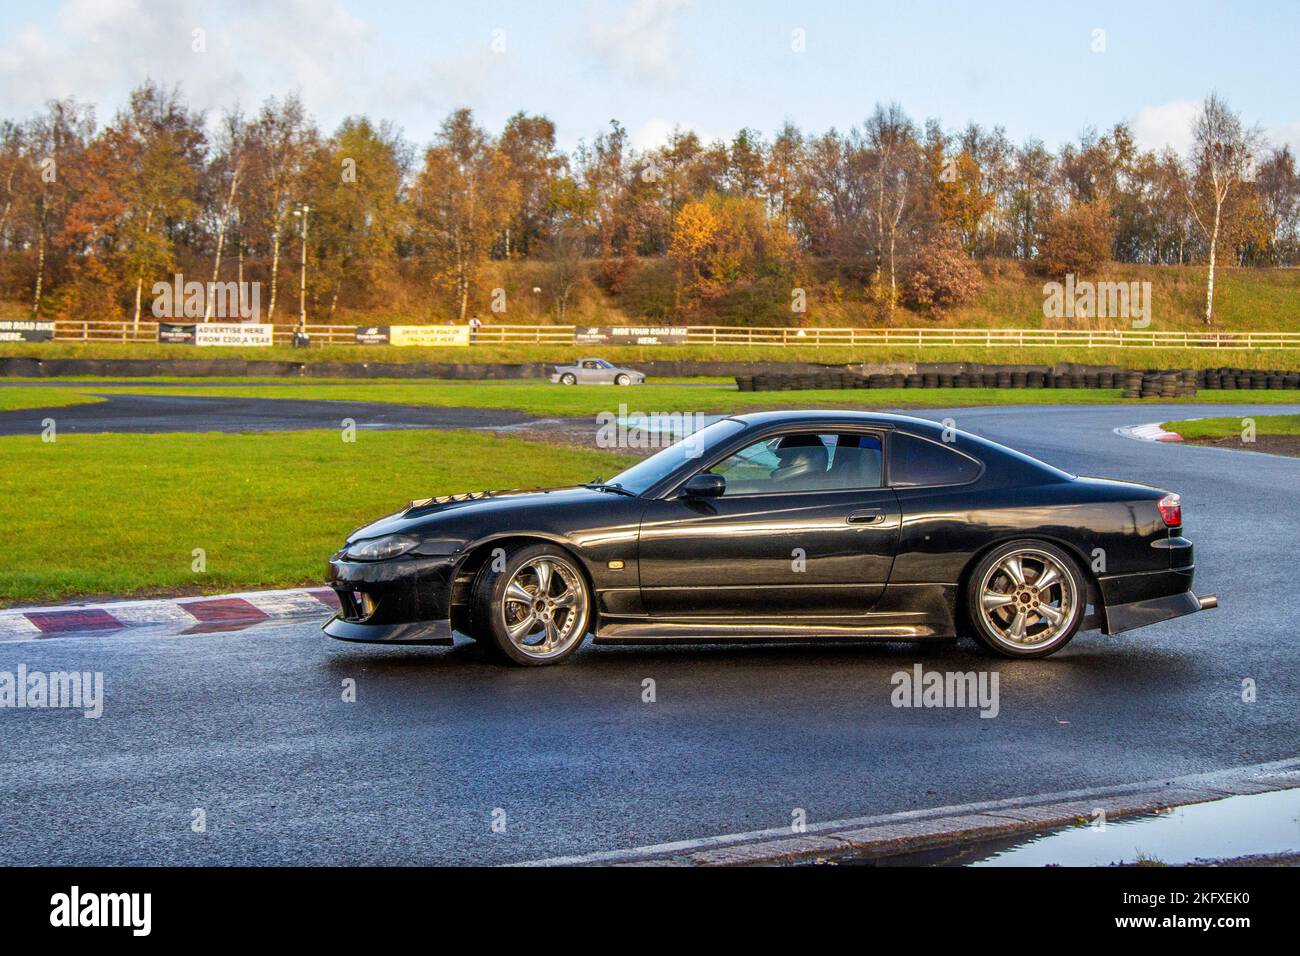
{"left": 965, "top": 539, "right": 1086, "bottom": 659}
{"left": 615, "top": 373, "right": 631, "bottom": 386}
{"left": 560, "top": 373, "right": 577, "bottom": 385}
{"left": 469, "top": 542, "right": 592, "bottom": 666}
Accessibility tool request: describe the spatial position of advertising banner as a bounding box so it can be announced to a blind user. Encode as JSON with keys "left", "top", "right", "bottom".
{"left": 158, "top": 323, "right": 198, "bottom": 344}
{"left": 354, "top": 326, "right": 391, "bottom": 345}
{"left": 193, "top": 323, "right": 274, "bottom": 347}
{"left": 389, "top": 325, "right": 470, "bottom": 347}
{"left": 0, "top": 319, "right": 56, "bottom": 342}
{"left": 575, "top": 325, "right": 689, "bottom": 346}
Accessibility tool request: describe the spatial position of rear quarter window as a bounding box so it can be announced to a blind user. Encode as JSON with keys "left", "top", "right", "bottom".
{"left": 890, "top": 432, "right": 983, "bottom": 487}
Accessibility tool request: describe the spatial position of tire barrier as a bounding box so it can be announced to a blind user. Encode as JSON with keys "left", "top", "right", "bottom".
{"left": 734, "top": 367, "right": 1300, "bottom": 397}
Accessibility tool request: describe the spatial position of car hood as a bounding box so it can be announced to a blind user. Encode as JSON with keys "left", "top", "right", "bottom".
{"left": 346, "top": 485, "right": 614, "bottom": 543}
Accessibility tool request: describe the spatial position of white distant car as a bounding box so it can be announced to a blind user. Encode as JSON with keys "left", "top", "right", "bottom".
{"left": 550, "top": 358, "right": 646, "bottom": 385}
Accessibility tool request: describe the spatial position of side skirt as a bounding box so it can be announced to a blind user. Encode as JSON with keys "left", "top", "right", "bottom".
{"left": 593, "top": 616, "right": 945, "bottom": 645}
{"left": 592, "top": 582, "right": 962, "bottom": 644}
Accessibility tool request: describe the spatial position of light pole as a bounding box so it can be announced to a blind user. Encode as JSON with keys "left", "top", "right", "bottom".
{"left": 292, "top": 204, "right": 311, "bottom": 334}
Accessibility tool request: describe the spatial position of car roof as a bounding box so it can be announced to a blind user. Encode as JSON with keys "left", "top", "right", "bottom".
{"left": 726, "top": 409, "right": 946, "bottom": 435}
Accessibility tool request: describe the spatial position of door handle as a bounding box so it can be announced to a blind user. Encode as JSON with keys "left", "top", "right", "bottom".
{"left": 847, "top": 509, "right": 886, "bottom": 525}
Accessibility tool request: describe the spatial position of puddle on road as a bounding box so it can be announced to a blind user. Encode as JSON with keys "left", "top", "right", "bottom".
{"left": 848, "top": 788, "right": 1300, "bottom": 867}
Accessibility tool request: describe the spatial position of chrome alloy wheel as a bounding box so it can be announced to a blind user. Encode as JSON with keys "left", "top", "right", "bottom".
{"left": 500, "top": 556, "right": 589, "bottom": 660}
{"left": 976, "top": 548, "right": 1079, "bottom": 651}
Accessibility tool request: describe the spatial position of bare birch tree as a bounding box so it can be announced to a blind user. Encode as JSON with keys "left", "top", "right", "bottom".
{"left": 1185, "top": 94, "right": 1261, "bottom": 325}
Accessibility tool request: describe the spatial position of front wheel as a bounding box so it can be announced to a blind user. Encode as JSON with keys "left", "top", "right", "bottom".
{"left": 965, "top": 540, "right": 1086, "bottom": 658}
{"left": 470, "top": 543, "right": 591, "bottom": 665}
{"left": 615, "top": 374, "right": 631, "bottom": 386}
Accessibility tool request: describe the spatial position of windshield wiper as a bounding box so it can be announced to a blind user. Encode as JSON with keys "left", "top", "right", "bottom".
{"left": 582, "top": 480, "right": 639, "bottom": 497}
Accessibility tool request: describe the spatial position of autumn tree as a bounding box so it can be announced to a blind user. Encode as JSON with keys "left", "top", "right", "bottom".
{"left": 413, "top": 109, "right": 516, "bottom": 321}
{"left": 202, "top": 108, "right": 248, "bottom": 320}
{"left": 905, "top": 228, "right": 982, "bottom": 315}
{"left": 669, "top": 192, "right": 795, "bottom": 308}
{"left": 1255, "top": 146, "right": 1300, "bottom": 264}
{"left": 61, "top": 82, "right": 204, "bottom": 326}
{"left": 241, "top": 94, "right": 314, "bottom": 320}
{"left": 926, "top": 121, "right": 995, "bottom": 255}
{"left": 864, "top": 103, "right": 917, "bottom": 322}
{"left": 304, "top": 117, "right": 409, "bottom": 318}
{"left": 543, "top": 173, "right": 597, "bottom": 320}
{"left": 1036, "top": 199, "right": 1113, "bottom": 277}
{"left": 499, "top": 112, "right": 566, "bottom": 257}
{"left": 578, "top": 120, "right": 636, "bottom": 290}
{"left": 0, "top": 122, "right": 21, "bottom": 249}
{"left": 802, "top": 128, "right": 870, "bottom": 260}
{"left": 11, "top": 101, "right": 94, "bottom": 316}
{"left": 1006, "top": 139, "right": 1056, "bottom": 259}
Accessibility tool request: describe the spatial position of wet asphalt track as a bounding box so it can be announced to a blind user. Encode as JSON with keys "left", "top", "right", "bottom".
{"left": 1, "top": 400, "right": 1298, "bottom": 864}
{"left": 0, "top": 390, "right": 531, "bottom": 434}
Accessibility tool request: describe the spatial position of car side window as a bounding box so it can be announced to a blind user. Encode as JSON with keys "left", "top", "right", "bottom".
{"left": 889, "top": 432, "right": 982, "bottom": 486}
{"left": 582, "top": 361, "right": 598, "bottom": 369}
{"left": 707, "top": 432, "right": 882, "bottom": 495}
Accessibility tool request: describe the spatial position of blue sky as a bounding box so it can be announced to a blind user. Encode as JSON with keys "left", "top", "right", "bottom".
{"left": 1, "top": 0, "right": 1296, "bottom": 156}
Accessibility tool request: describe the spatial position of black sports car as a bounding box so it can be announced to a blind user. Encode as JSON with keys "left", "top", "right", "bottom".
{"left": 324, "top": 410, "right": 1216, "bottom": 665}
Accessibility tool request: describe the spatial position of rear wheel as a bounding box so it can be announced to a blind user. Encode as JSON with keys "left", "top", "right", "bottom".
{"left": 470, "top": 543, "right": 591, "bottom": 665}
{"left": 966, "top": 540, "right": 1085, "bottom": 658}
{"left": 560, "top": 373, "right": 577, "bottom": 385}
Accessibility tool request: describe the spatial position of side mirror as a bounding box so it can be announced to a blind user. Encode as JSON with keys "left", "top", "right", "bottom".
{"left": 680, "top": 473, "right": 725, "bottom": 498}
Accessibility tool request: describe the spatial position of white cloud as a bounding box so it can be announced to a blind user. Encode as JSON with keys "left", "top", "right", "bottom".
{"left": 1131, "top": 99, "right": 1200, "bottom": 157}
{"left": 1133, "top": 99, "right": 1300, "bottom": 161}
{"left": 0, "top": 0, "right": 375, "bottom": 132}
{"left": 1267, "top": 122, "right": 1300, "bottom": 158}
{"left": 631, "top": 117, "right": 674, "bottom": 150}
{"left": 588, "top": 0, "right": 691, "bottom": 83}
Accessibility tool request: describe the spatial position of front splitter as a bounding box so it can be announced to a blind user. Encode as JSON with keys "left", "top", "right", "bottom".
{"left": 322, "top": 615, "right": 454, "bottom": 645}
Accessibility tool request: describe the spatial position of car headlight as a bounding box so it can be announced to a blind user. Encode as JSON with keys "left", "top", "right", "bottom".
{"left": 344, "top": 534, "right": 420, "bottom": 561}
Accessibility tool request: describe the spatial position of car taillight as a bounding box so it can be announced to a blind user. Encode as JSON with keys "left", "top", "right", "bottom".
{"left": 1158, "top": 493, "right": 1182, "bottom": 527}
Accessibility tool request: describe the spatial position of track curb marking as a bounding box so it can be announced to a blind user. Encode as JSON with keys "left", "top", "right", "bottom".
{"left": 1114, "top": 421, "right": 1186, "bottom": 442}
{"left": 0, "top": 586, "right": 338, "bottom": 641}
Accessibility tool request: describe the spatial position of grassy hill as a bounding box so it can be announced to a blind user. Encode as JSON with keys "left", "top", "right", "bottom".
{"left": 406, "top": 258, "right": 1300, "bottom": 332}
{"left": 4, "top": 259, "right": 1299, "bottom": 333}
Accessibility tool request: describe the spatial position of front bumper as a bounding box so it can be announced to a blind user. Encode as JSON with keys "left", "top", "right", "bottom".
{"left": 323, "top": 616, "right": 453, "bottom": 645}
{"left": 324, "top": 553, "right": 457, "bottom": 645}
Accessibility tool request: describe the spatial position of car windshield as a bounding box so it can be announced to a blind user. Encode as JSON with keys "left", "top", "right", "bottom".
{"left": 606, "top": 418, "right": 746, "bottom": 494}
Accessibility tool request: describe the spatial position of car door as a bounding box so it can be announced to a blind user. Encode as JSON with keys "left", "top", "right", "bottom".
{"left": 578, "top": 360, "right": 602, "bottom": 383}
{"left": 636, "top": 430, "right": 900, "bottom": 620}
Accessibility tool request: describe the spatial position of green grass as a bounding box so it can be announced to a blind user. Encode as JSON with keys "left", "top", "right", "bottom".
{"left": 0, "top": 386, "right": 105, "bottom": 412}
{"left": 7, "top": 339, "right": 1300, "bottom": 371}
{"left": 61, "top": 381, "right": 1300, "bottom": 417}
{"left": 5, "top": 378, "right": 1300, "bottom": 418}
{"left": 1161, "top": 414, "right": 1300, "bottom": 439}
{"left": 0, "top": 429, "right": 629, "bottom": 606}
